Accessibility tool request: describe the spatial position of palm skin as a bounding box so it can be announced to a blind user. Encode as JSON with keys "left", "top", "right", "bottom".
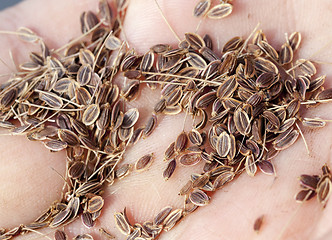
{"left": 0, "top": 0, "right": 332, "bottom": 239}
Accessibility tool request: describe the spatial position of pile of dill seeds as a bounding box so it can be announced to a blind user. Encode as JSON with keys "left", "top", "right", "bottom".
{"left": 0, "top": 0, "right": 332, "bottom": 239}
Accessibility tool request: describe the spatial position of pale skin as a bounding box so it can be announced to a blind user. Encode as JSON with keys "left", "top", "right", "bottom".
{"left": 0, "top": 0, "right": 332, "bottom": 239}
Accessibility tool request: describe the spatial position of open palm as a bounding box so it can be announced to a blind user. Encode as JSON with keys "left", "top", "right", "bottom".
{"left": 0, "top": 0, "right": 332, "bottom": 239}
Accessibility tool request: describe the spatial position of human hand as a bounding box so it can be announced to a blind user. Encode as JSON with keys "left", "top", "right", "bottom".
{"left": 0, "top": 0, "right": 332, "bottom": 239}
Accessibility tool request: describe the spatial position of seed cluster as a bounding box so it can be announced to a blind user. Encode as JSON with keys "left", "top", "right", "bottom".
{"left": 0, "top": 0, "right": 332, "bottom": 239}
{"left": 296, "top": 164, "right": 332, "bottom": 207}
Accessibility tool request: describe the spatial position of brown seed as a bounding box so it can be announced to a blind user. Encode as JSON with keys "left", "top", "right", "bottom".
{"left": 273, "top": 129, "right": 299, "bottom": 150}
{"left": 186, "top": 52, "right": 207, "bottom": 69}
{"left": 188, "top": 129, "right": 203, "bottom": 146}
{"left": 256, "top": 72, "right": 278, "bottom": 89}
{"left": 99, "top": 228, "right": 115, "bottom": 239}
{"left": 39, "top": 91, "right": 63, "bottom": 108}
{"left": 88, "top": 196, "right": 104, "bottom": 213}
{"left": 151, "top": 44, "right": 170, "bottom": 54}
{"left": 140, "top": 51, "right": 155, "bottom": 72}
{"left": 213, "top": 170, "right": 235, "bottom": 189}
{"left": 77, "top": 64, "right": 92, "bottom": 86}
{"left": 302, "top": 118, "right": 326, "bottom": 128}
{"left": 143, "top": 114, "right": 157, "bottom": 137}
{"left": 217, "top": 76, "right": 238, "bottom": 99}
{"left": 73, "top": 234, "right": 94, "bottom": 240}
{"left": 44, "top": 140, "right": 67, "bottom": 152}
{"left": 175, "top": 132, "right": 188, "bottom": 153}
{"left": 164, "top": 142, "right": 175, "bottom": 160}
{"left": 295, "top": 189, "right": 316, "bottom": 202}
{"left": 196, "top": 91, "right": 216, "bottom": 109}
{"left": 154, "top": 206, "right": 173, "bottom": 226}
{"left": 75, "top": 87, "right": 92, "bottom": 105}
{"left": 207, "top": 3, "right": 233, "bottom": 19}
{"left": 299, "top": 174, "right": 320, "bottom": 190}
{"left": 81, "top": 212, "right": 95, "bottom": 228}
{"left": 163, "top": 209, "right": 183, "bottom": 231}
{"left": 116, "top": 164, "right": 131, "bottom": 179}
{"left": 263, "top": 110, "right": 280, "bottom": 129}
{"left": 286, "top": 99, "right": 300, "bottom": 118}
{"left": 317, "top": 176, "right": 332, "bottom": 207}
{"left": 134, "top": 154, "right": 153, "bottom": 172}
{"left": 193, "top": 0, "right": 211, "bottom": 17}
{"left": 121, "top": 108, "right": 139, "bottom": 128}
{"left": 234, "top": 107, "right": 251, "bottom": 135}
{"left": 114, "top": 212, "right": 131, "bottom": 235}
{"left": 254, "top": 57, "right": 278, "bottom": 74}
{"left": 245, "top": 154, "right": 257, "bottom": 177}
{"left": 58, "top": 129, "right": 80, "bottom": 146}
{"left": 216, "top": 131, "right": 231, "bottom": 157}
{"left": 69, "top": 161, "right": 85, "bottom": 179}
{"left": 163, "top": 159, "right": 176, "bottom": 180}
{"left": 185, "top": 32, "right": 205, "bottom": 50}
{"left": 154, "top": 98, "right": 167, "bottom": 113}
{"left": 257, "top": 160, "right": 275, "bottom": 176}
{"left": 189, "top": 189, "right": 210, "bottom": 206}
{"left": 223, "top": 36, "right": 243, "bottom": 53}
{"left": 53, "top": 78, "right": 73, "bottom": 93}
{"left": 105, "top": 35, "right": 122, "bottom": 50}
{"left": 253, "top": 215, "right": 264, "bottom": 233}
{"left": 0, "top": 88, "right": 17, "bottom": 110}
{"left": 82, "top": 104, "right": 100, "bottom": 126}
{"left": 309, "top": 75, "right": 325, "bottom": 92}
{"left": 192, "top": 173, "right": 210, "bottom": 189}
{"left": 179, "top": 152, "right": 202, "bottom": 166}
{"left": 55, "top": 230, "right": 67, "bottom": 240}
{"left": 71, "top": 118, "right": 89, "bottom": 136}
{"left": 50, "top": 209, "right": 71, "bottom": 228}
{"left": 296, "top": 59, "right": 316, "bottom": 76}
{"left": 280, "top": 43, "right": 293, "bottom": 65}
{"left": 79, "top": 49, "right": 95, "bottom": 66}
{"left": 258, "top": 40, "right": 279, "bottom": 60}
{"left": 288, "top": 32, "right": 302, "bottom": 51}
{"left": 317, "top": 88, "right": 332, "bottom": 100}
